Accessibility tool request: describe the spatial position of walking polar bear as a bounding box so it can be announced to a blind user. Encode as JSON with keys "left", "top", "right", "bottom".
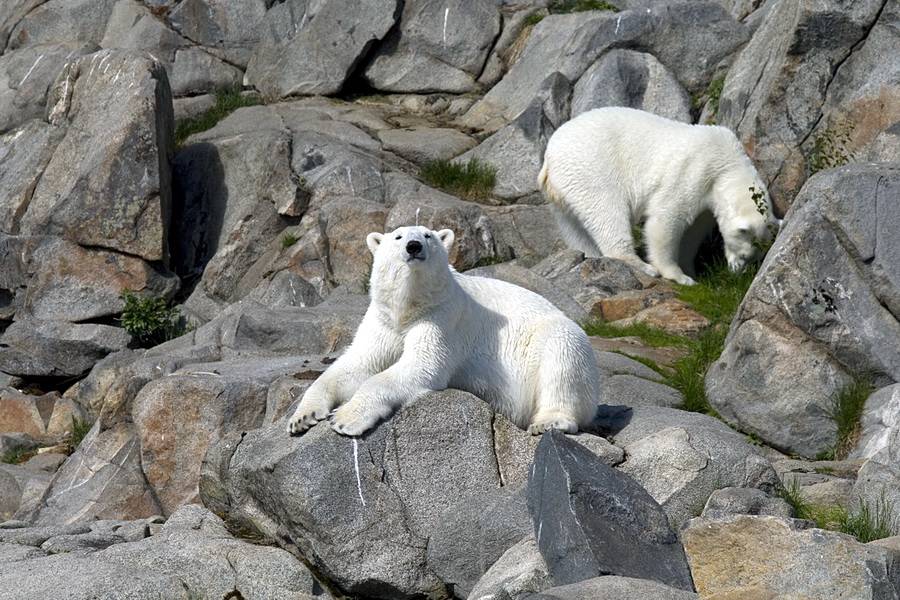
{"left": 539, "top": 107, "right": 781, "bottom": 285}
{"left": 287, "top": 226, "right": 600, "bottom": 438}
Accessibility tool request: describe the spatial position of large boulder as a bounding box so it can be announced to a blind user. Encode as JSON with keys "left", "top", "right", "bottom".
{"left": 682, "top": 515, "right": 900, "bottom": 598}
{"left": 0, "top": 122, "right": 60, "bottom": 241}
{"left": 462, "top": 3, "right": 747, "bottom": 131}
{"left": 17, "top": 49, "right": 174, "bottom": 263}
{"left": 528, "top": 431, "right": 694, "bottom": 591}
{"left": 707, "top": 165, "right": 900, "bottom": 458}
{"left": 245, "top": 0, "right": 399, "bottom": 99}
{"left": 852, "top": 384, "right": 900, "bottom": 538}
{"left": 363, "top": 0, "right": 501, "bottom": 93}
{"left": 5, "top": 0, "right": 117, "bottom": 51}
{"left": 597, "top": 406, "right": 779, "bottom": 528}
{"left": 717, "top": 0, "right": 888, "bottom": 208}
{"left": 201, "top": 391, "right": 625, "bottom": 599}
{"left": 571, "top": 49, "right": 692, "bottom": 121}
{"left": 0, "top": 505, "right": 323, "bottom": 600}
{"left": 531, "top": 576, "right": 698, "bottom": 600}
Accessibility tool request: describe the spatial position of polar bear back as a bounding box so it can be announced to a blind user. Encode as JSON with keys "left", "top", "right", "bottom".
{"left": 543, "top": 106, "right": 749, "bottom": 214}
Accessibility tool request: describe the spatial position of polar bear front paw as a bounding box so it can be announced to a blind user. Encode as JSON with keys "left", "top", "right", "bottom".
{"left": 672, "top": 273, "right": 696, "bottom": 286}
{"left": 287, "top": 398, "right": 330, "bottom": 436}
{"left": 528, "top": 416, "right": 578, "bottom": 435}
{"left": 328, "top": 403, "right": 380, "bottom": 437}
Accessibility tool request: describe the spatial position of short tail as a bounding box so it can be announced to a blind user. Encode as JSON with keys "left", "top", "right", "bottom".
{"left": 537, "top": 159, "right": 563, "bottom": 206}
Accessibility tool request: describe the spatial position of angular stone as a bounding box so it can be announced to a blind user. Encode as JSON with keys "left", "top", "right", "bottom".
{"left": 6, "top": 0, "right": 117, "bottom": 51}
{"left": 853, "top": 384, "right": 900, "bottom": 461}
{"left": 100, "top": 0, "right": 185, "bottom": 62}
{"left": 246, "top": 0, "right": 399, "bottom": 98}
{"left": 458, "top": 72, "right": 570, "bottom": 200}
{"left": 600, "top": 374, "right": 683, "bottom": 409}
{"left": 169, "top": 47, "right": 242, "bottom": 97}
{"left": 701, "top": 487, "right": 794, "bottom": 519}
{"left": 168, "top": 0, "right": 268, "bottom": 68}
{"left": 682, "top": 514, "right": 900, "bottom": 598}
{"left": 572, "top": 49, "right": 692, "bottom": 121}
{"left": 19, "top": 50, "right": 174, "bottom": 262}
{"left": 378, "top": 127, "right": 476, "bottom": 164}
{"left": 0, "top": 0, "right": 44, "bottom": 50}
{"left": 528, "top": 431, "right": 694, "bottom": 590}
{"left": 363, "top": 0, "right": 500, "bottom": 93}
{"left": 0, "top": 122, "right": 61, "bottom": 238}
{"left": 0, "top": 43, "right": 95, "bottom": 134}
{"left": 0, "top": 319, "right": 131, "bottom": 378}
{"left": 602, "top": 406, "right": 779, "bottom": 529}
{"left": 468, "top": 537, "right": 550, "bottom": 600}
{"left": 613, "top": 299, "right": 710, "bottom": 337}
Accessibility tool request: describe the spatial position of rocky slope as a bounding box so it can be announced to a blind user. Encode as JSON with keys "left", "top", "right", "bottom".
{"left": 0, "top": 0, "right": 899, "bottom": 598}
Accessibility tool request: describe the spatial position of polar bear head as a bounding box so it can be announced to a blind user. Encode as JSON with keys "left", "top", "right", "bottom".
{"left": 366, "top": 226, "right": 456, "bottom": 297}
{"left": 717, "top": 175, "right": 781, "bottom": 273}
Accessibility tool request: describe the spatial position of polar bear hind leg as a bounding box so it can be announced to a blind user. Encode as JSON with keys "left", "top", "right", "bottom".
{"left": 528, "top": 319, "right": 599, "bottom": 435}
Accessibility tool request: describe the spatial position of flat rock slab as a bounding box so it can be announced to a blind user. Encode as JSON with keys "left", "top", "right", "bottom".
{"left": 527, "top": 430, "right": 694, "bottom": 591}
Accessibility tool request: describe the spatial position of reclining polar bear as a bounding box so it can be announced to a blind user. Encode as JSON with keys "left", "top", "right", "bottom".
{"left": 287, "top": 226, "right": 600, "bottom": 437}
{"left": 539, "top": 107, "right": 780, "bottom": 285}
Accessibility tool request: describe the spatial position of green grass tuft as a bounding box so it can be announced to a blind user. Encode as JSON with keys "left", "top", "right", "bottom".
{"left": 175, "top": 88, "right": 261, "bottom": 146}
{"left": 420, "top": 158, "right": 497, "bottom": 201}
{"left": 549, "top": 0, "right": 619, "bottom": 12}
{"left": 1, "top": 447, "right": 34, "bottom": 465}
{"left": 675, "top": 259, "right": 758, "bottom": 323}
{"left": 281, "top": 232, "right": 299, "bottom": 249}
{"left": 471, "top": 255, "right": 507, "bottom": 269}
{"left": 825, "top": 375, "right": 874, "bottom": 460}
{"left": 119, "top": 291, "right": 185, "bottom": 348}
{"left": 666, "top": 324, "right": 727, "bottom": 415}
{"left": 70, "top": 417, "right": 92, "bottom": 450}
{"left": 706, "top": 76, "right": 725, "bottom": 118}
{"left": 583, "top": 320, "right": 688, "bottom": 348}
{"left": 780, "top": 482, "right": 898, "bottom": 542}
{"left": 524, "top": 12, "right": 546, "bottom": 26}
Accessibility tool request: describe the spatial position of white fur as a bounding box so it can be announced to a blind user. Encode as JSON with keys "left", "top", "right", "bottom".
{"left": 287, "top": 226, "right": 600, "bottom": 437}
{"left": 538, "top": 107, "right": 780, "bottom": 285}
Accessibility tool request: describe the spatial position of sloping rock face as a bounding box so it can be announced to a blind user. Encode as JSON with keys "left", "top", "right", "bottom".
{"left": 717, "top": 0, "right": 896, "bottom": 209}
{"left": 201, "top": 392, "right": 629, "bottom": 599}
{"left": 0, "top": 504, "right": 324, "bottom": 600}
{"left": 853, "top": 384, "right": 900, "bottom": 537}
{"left": 707, "top": 165, "right": 900, "bottom": 458}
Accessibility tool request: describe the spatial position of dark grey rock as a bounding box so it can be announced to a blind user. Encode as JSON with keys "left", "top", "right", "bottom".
{"left": 6, "top": 0, "right": 117, "bottom": 51}
{"left": 168, "top": 0, "right": 268, "bottom": 68}
{"left": 528, "top": 431, "right": 694, "bottom": 590}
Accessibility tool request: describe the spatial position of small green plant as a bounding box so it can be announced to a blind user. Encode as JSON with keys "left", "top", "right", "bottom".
{"left": 1, "top": 447, "right": 34, "bottom": 465}
{"left": 119, "top": 291, "right": 184, "bottom": 347}
{"left": 703, "top": 76, "right": 726, "bottom": 123}
{"left": 665, "top": 324, "right": 726, "bottom": 415}
{"left": 748, "top": 185, "right": 778, "bottom": 255}
{"left": 808, "top": 124, "right": 854, "bottom": 175}
{"left": 281, "top": 232, "right": 299, "bottom": 249}
{"left": 524, "top": 11, "right": 546, "bottom": 26}
{"left": 420, "top": 158, "right": 497, "bottom": 201}
{"left": 70, "top": 417, "right": 92, "bottom": 449}
{"left": 175, "top": 87, "right": 261, "bottom": 146}
{"left": 549, "top": 0, "right": 619, "bottom": 12}
{"left": 780, "top": 482, "right": 898, "bottom": 542}
{"left": 822, "top": 375, "right": 874, "bottom": 460}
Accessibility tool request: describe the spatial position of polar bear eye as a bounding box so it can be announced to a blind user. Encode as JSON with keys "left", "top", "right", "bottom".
{"left": 394, "top": 235, "right": 402, "bottom": 240}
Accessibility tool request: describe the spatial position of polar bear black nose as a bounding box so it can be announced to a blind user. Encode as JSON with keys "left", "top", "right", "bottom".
{"left": 406, "top": 240, "right": 423, "bottom": 256}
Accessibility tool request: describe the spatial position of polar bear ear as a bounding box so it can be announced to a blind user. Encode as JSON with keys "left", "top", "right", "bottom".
{"left": 366, "top": 232, "right": 384, "bottom": 255}
{"left": 437, "top": 229, "right": 455, "bottom": 251}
